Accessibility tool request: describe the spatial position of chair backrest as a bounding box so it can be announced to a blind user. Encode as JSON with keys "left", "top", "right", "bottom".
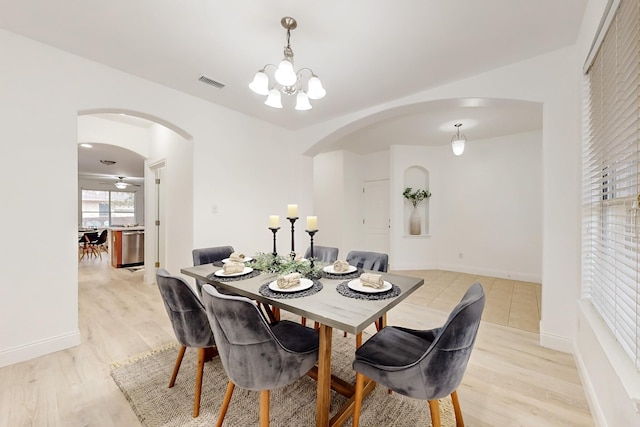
{"left": 192, "top": 246, "right": 235, "bottom": 295}
{"left": 418, "top": 282, "right": 485, "bottom": 398}
{"left": 346, "top": 250, "right": 389, "bottom": 272}
{"left": 155, "top": 269, "right": 215, "bottom": 349}
{"left": 201, "top": 284, "right": 315, "bottom": 391}
{"left": 304, "top": 245, "right": 339, "bottom": 263}
{"left": 81, "top": 231, "right": 99, "bottom": 243}
{"left": 95, "top": 229, "right": 108, "bottom": 244}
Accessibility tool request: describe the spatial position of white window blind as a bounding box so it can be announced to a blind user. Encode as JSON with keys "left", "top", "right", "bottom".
{"left": 583, "top": 0, "right": 640, "bottom": 369}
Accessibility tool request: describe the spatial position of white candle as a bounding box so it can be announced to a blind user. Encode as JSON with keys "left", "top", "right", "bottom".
{"left": 287, "top": 204, "right": 298, "bottom": 218}
{"left": 269, "top": 215, "right": 280, "bottom": 228}
{"left": 306, "top": 216, "right": 318, "bottom": 231}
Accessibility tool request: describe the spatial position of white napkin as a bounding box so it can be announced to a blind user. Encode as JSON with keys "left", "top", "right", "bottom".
{"left": 333, "top": 260, "right": 351, "bottom": 272}
{"left": 360, "top": 273, "right": 384, "bottom": 289}
{"left": 229, "top": 252, "right": 246, "bottom": 262}
{"left": 223, "top": 261, "right": 245, "bottom": 274}
{"left": 277, "top": 272, "right": 301, "bottom": 289}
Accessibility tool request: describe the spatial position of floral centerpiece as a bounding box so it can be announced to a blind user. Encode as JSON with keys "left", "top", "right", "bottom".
{"left": 252, "top": 252, "right": 322, "bottom": 279}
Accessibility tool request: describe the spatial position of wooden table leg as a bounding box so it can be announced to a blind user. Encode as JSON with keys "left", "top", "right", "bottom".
{"left": 316, "top": 324, "right": 332, "bottom": 427}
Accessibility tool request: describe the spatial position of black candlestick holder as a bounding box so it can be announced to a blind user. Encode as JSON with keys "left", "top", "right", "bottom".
{"left": 305, "top": 229, "right": 318, "bottom": 268}
{"left": 287, "top": 217, "right": 298, "bottom": 260}
{"left": 269, "top": 227, "right": 280, "bottom": 257}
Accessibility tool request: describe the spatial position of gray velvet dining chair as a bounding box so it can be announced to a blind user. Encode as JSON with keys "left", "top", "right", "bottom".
{"left": 351, "top": 282, "right": 485, "bottom": 427}
{"left": 201, "top": 284, "right": 319, "bottom": 427}
{"left": 345, "top": 250, "right": 389, "bottom": 273}
{"left": 303, "top": 245, "right": 339, "bottom": 263}
{"left": 340, "top": 250, "right": 389, "bottom": 338}
{"left": 192, "top": 245, "right": 234, "bottom": 296}
{"left": 155, "top": 268, "right": 217, "bottom": 418}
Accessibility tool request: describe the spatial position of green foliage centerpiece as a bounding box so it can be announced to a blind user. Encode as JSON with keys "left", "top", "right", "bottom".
{"left": 252, "top": 252, "right": 322, "bottom": 279}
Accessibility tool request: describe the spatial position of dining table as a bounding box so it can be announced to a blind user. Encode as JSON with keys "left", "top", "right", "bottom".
{"left": 181, "top": 261, "right": 424, "bottom": 427}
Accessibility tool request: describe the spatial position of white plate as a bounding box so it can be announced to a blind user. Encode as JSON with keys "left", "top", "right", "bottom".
{"left": 347, "top": 279, "right": 392, "bottom": 294}
{"left": 221, "top": 256, "right": 253, "bottom": 263}
{"left": 214, "top": 267, "right": 253, "bottom": 277}
{"left": 323, "top": 265, "right": 357, "bottom": 275}
{"left": 268, "top": 277, "right": 314, "bottom": 293}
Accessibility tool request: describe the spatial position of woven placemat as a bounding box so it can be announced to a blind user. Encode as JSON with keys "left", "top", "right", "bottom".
{"left": 320, "top": 267, "right": 364, "bottom": 280}
{"left": 206, "top": 269, "right": 261, "bottom": 282}
{"left": 336, "top": 281, "right": 401, "bottom": 300}
{"left": 259, "top": 279, "right": 323, "bottom": 299}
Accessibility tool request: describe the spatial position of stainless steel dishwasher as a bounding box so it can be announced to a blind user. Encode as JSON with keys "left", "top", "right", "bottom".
{"left": 121, "top": 230, "right": 144, "bottom": 266}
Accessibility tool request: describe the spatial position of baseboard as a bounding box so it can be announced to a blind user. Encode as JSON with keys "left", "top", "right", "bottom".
{"left": 0, "top": 330, "right": 81, "bottom": 368}
{"left": 539, "top": 329, "right": 574, "bottom": 353}
{"left": 434, "top": 264, "right": 541, "bottom": 283}
{"left": 573, "top": 340, "right": 608, "bottom": 427}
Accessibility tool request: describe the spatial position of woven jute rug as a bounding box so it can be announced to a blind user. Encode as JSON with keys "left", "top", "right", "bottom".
{"left": 111, "top": 333, "right": 455, "bottom": 427}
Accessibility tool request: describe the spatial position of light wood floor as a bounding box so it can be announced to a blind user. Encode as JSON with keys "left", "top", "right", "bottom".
{"left": 0, "top": 256, "right": 593, "bottom": 426}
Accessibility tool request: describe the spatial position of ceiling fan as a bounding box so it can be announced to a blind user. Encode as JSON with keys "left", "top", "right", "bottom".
{"left": 99, "top": 176, "right": 142, "bottom": 189}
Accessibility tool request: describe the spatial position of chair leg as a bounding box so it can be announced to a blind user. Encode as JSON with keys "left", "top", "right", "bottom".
{"left": 193, "top": 347, "right": 206, "bottom": 417}
{"left": 428, "top": 400, "right": 441, "bottom": 427}
{"left": 301, "top": 316, "right": 307, "bottom": 326}
{"left": 169, "top": 345, "right": 186, "bottom": 387}
{"left": 451, "top": 390, "right": 464, "bottom": 427}
{"left": 356, "top": 332, "right": 363, "bottom": 348}
{"left": 259, "top": 389, "right": 270, "bottom": 427}
{"left": 216, "top": 381, "right": 235, "bottom": 427}
{"left": 352, "top": 372, "right": 365, "bottom": 427}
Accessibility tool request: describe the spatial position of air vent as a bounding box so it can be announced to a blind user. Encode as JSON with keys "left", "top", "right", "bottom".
{"left": 198, "top": 75, "right": 226, "bottom": 89}
{"left": 100, "top": 160, "right": 116, "bottom": 165}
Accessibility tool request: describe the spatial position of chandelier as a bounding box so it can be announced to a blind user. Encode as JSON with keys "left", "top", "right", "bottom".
{"left": 451, "top": 123, "right": 466, "bottom": 156}
{"left": 249, "top": 17, "right": 326, "bottom": 110}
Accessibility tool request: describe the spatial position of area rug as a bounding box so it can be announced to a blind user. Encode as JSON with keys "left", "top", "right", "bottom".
{"left": 111, "top": 334, "right": 454, "bottom": 427}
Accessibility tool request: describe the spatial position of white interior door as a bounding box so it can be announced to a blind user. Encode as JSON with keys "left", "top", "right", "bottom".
{"left": 363, "top": 179, "right": 390, "bottom": 256}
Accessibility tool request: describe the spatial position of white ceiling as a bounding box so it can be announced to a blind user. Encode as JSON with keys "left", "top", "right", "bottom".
{"left": 0, "top": 0, "right": 586, "bottom": 135}
{"left": 78, "top": 142, "right": 145, "bottom": 182}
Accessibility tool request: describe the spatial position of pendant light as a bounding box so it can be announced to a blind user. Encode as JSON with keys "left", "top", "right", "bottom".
{"left": 451, "top": 123, "right": 466, "bottom": 156}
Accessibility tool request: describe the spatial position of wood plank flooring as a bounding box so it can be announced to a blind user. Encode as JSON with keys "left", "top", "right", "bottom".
{"left": 0, "top": 256, "right": 593, "bottom": 426}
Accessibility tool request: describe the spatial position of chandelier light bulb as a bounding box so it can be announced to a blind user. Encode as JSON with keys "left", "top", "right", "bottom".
{"left": 295, "top": 92, "right": 312, "bottom": 110}
{"left": 450, "top": 123, "right": 466, "bottom": 156}
{"left": 249, "top": 71, "right": 269, "bottom": 95}
{"left": 265, "top": 88, "right": 283, "bottom": 108}
{"left": 114, "top": 182, "right": 128, "bottom": 189}
{"left": 307, "top": 76, "right": 326, "bottom": 100}
{"left": 275, "top": 59, "right": 297, "bottom": 86}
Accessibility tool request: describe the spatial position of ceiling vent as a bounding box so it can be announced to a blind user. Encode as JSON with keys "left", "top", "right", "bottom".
{"left": 198, "top": 75, "right": 226, "bottom": 89}
{"left": 100, "top": 160, "right": 116, "bottom": 165}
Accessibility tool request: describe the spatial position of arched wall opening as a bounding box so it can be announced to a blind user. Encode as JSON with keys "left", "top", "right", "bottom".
{"left": 306, "top": 97, "right": 543, "bottom": 284}
{"left": 77, "top": 109, "right": 194, "bottom": 285}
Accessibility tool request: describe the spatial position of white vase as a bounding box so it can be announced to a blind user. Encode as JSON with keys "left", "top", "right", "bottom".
{"left": 409, "top": 206, "right": 421, "bottom": 235}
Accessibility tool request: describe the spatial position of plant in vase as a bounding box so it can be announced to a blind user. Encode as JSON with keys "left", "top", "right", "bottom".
{"left": 402, "top": 187, "right": 431, "bottom": 235}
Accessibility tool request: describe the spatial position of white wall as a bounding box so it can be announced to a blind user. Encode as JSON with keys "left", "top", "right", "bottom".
{"left": 0, "top": 28, "right": 300, "bottom": 367}
{"left": 435, "top": 131, "right": 542, "bottom": 281}
{"left": 314, "top": 130, "right": 542, "bottom": 281}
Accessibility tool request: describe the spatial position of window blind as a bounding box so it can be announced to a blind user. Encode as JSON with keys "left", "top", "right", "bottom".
{"left": 583, "top": 0, "right": 640, "bottom": 369}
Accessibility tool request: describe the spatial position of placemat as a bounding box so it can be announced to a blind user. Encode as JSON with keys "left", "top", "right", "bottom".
{"left": 206, "top": 269, "right": 261, "bottom": 282}
{"left": 259, "top": 279, "right": 323, "bottom": 299}
{"left": 336, "top": 281, "right": 401, "bottom": 300}
{"left": 320, "top": 267, "right": 364, "bottom": 280}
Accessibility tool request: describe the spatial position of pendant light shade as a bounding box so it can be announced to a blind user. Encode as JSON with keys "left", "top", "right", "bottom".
{"left": 275, "top": 59, "right": 297, "bottom": 86}
{"left": 307, "top": 75, "right": 326, "bottom": 99}
{"left": 265, "top": 88, "right": 283, "bottom": 108}
{"left": 295, "top": 92, "right": 312, "bottom": 110}
{"left": 249, "top": 70, "right": 269, "bottom": 95}
{"left": 451, "top": 123, "right": 466, "bottom": 156}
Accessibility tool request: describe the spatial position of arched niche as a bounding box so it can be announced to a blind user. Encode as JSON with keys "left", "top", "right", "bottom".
{"left": 403, "top": 166, "right": 430, "bottom": 236}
